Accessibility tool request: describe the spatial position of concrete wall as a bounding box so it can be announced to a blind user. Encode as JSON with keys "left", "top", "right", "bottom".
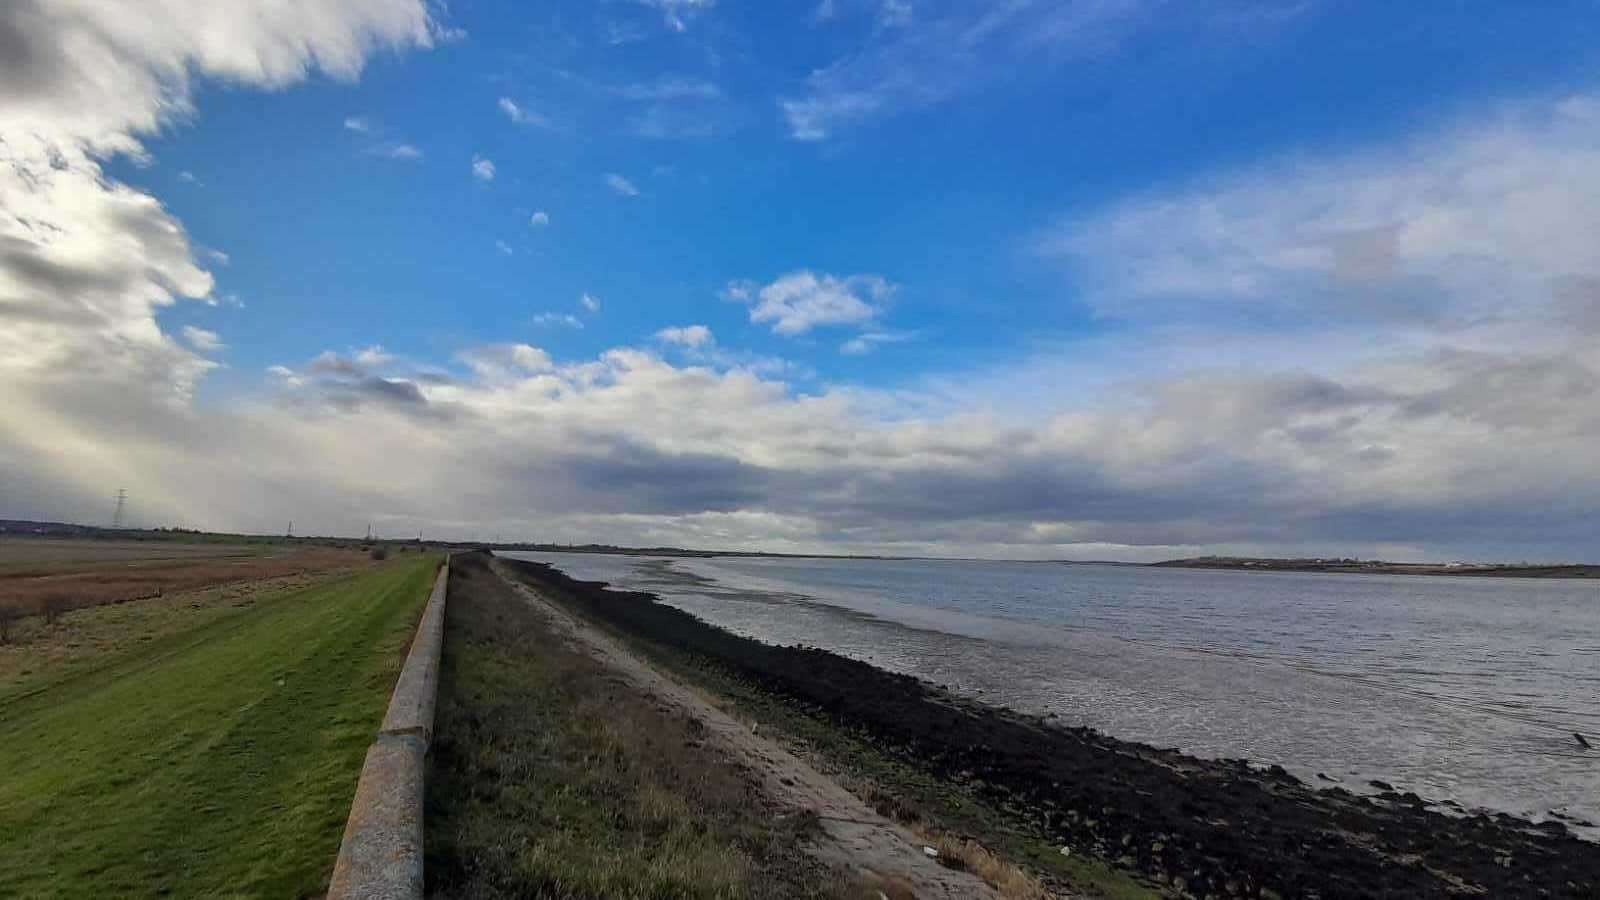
{"left": 326, "top": 557, "right": 449, "bottom": 900}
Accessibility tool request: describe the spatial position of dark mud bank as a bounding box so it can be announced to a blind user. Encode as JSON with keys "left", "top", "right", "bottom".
{"left": 502, "top": 558, "right": 1599, "bottom": 899}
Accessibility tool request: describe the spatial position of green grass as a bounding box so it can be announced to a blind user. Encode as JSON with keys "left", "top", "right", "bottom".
{"left": 0, "top": 569, "right": 359, "bottom": 710}
{"left": 0, "top": 555, "right": 438, "bottom": 899}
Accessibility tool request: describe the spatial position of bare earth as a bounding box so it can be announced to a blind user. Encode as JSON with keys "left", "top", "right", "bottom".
{"left": 491, "top": 559, "right": 1003, "bottom": 899}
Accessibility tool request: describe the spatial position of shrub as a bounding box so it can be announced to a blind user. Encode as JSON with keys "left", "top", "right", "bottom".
{"left": 369, "top": 544, "right": 390, "bottom": 561}
{"left": 37, "top": 593, "right": 72, "bottom": 626}
{"left": 0, "top": 606, "right": 18, "bottom": 644}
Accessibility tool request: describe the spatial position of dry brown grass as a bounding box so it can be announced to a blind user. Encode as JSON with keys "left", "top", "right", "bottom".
{"left": 0, "top": 544, "right": 372, "bottom": 623}
{"left": 856, "top": 784, "right": 1054, "bottom": 900}
{"left": 0, "top": 606, "right": 19, "bottom": 644}
{"left": 427, "top": 553, "right": 843, "bottom": 899}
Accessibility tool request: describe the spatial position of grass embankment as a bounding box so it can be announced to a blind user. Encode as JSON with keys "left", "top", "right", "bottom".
{"left": 425, "top": 553, "right": 843, "bottom": 899}
{"left": 0, "top": 554, "right": 438, "bottom": 898}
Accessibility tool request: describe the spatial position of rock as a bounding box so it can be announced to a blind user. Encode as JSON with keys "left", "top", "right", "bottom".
{"left": 1059, "top": 845, "right": 1072, "bottom": 857}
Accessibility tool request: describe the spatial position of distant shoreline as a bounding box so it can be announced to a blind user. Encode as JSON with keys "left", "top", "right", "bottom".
{"left": 6, "top": 521, "right": 1596, "bottom": 578}
{"left": 1150, "top": 556, "right": 1600, "bottom": 579}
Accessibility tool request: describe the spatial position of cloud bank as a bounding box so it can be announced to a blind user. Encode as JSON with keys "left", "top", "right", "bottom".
{"left": 2, "top": 3, "right": 1597, "bottom": 563}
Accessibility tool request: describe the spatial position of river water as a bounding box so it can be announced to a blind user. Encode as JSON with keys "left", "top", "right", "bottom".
{"left": 504, "top": 551, "right": 1600, "bottom": 835}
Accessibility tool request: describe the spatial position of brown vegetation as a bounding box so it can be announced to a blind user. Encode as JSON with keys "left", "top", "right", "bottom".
{"left": 0, "top": 541, "right": 373, "bottom": 626}
{"left": 426, "top": 552, "right": 845, "bottom": 899}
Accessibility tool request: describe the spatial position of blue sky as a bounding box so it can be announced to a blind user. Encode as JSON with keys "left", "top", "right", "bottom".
{"left": 6, "top": 1, "right": 1600, "bottom": 560}
{"left": 126, "top": 1, "right": 1600, "bottom": 399}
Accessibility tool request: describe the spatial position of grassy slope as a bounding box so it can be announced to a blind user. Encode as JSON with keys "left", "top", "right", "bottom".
{"left": 0, "top": 568, "right": 365, "bottom": 708}
{"left": 0, "top": 555, "right": 437, "bottom": 899}
{"left": 425, "top": 554, "right": 842, "bottom": 900}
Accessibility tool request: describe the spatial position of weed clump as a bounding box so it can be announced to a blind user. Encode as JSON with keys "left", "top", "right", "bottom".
{"left": 37, "top": 593, "right": 71, "bottom": 625}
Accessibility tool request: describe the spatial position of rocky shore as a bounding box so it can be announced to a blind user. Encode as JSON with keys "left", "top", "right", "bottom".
{"left": 504, "top": 557, "right": 1600, "bottom": 899}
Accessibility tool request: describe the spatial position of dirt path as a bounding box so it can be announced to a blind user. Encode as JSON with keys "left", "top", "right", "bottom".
{"left": 491, "top": 560, "right": 1002, "bottom": 899}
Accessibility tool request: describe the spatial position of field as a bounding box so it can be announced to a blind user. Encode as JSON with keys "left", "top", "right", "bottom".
{"left": 0, "top": 537, "right": 375, "bottom": 623}
{"left": 0, "top": 548, "right": 438, "bottom": 898}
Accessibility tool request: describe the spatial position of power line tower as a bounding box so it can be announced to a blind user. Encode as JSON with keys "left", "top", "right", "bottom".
{"left": 286, "top": 521, "right": 294, "bottom": 539}
{"left": 365, "top": 523, "right": 373, "bottom": 542}
{"left": 111, "top": 488, "right": 127, "bottom": 529}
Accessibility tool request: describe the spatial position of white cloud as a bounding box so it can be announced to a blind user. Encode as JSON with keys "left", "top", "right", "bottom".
{"left": 460, "top": 343, "right": 552, "bottom": 379}
{"left": 606, "top": 173, "right": 640, "bottom": 196}
{"left": 841, "top": 329, "right": 917, "bottom": 355}
{"left": 0, "top": 0, "right": 440, "bottom": 411}
{"left": 346, "top": 116, "right": 422, "bottom": 160}
{"left": 731, "top": 271, "right": 894, "bottom": 335}
{"left": 615, "top": 77, "right": 722, "bottom": 101}
{"left": 497, "top": 96, "right": 551, "bottom": 128}
{"left": 1044, "top": 95, "right": 1600, "bottom": 334}
{"left": 12, "top": 327, "right": 1600, "bottom": 560}
{"left": 182, "top": 326, "right": 224, "bottom": 353}
{"left": 529, "top": 210, "right": 550, "bottom": 227}
{"left": 381, "top": 142, "right": 423, "bottom": 160}
{"left": 496, "top": 240, "right": 514, "bottom": 256}
{"left": 206, "top": 248, "right": 230, "bottom": 265}
{"left": 354, "top": 345, "right": 394, "bottom": 368}
{"left": 581, "top": 292, "right": 601, "bottom": 313}
{"left": 777, "top": 1, "right": 1177, "bottom": 140}
{"left": 656, "top": 324, "right": 714, "bottom": 348}
{"left": 635, "top": 0, "right": 716, "bottom": 32}
{"left": 471, "top": 154, "right": 496, "bottom": 181}
{"left": 533, "top": 313, "right": 584, "bottom": 329}
{"left": 178, "top": 170, "right": 200, "bottom": 184}
{"left": 878, "top": 0, "right": 914, "bottom": 28}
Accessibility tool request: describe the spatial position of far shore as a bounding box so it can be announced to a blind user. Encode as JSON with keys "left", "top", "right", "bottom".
{"left": 6, "top": 521, "right": 1597, "bottom": 579}
{"left": 1150, "top": 556, "right": 1600, "bottom": 578}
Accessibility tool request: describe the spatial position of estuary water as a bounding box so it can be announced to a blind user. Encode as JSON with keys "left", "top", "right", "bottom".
{"left": 505, "top": 551, "right": 1600, "bottom": 835}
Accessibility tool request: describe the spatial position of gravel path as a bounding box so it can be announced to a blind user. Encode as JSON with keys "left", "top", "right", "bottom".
{"left": 492, "top": 559, "right": 1003, "bottom": 899}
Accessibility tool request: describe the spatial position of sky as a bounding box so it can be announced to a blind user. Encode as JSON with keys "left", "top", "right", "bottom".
{"left": 3, "top": 1, "right": 1600, "bottom": 562}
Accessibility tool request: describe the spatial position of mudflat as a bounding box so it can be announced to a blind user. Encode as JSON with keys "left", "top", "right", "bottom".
{"left": 504, "top": 556, "right": 1600, "bottom": 899}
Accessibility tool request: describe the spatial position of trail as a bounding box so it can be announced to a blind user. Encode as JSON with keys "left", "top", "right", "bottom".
{"left": 490, "top": 559, "right": 1004, "bottom": 899}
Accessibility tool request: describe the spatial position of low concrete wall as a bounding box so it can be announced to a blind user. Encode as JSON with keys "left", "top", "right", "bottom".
{"left": 327, "top": 557, "right": 449, "bottom": 900}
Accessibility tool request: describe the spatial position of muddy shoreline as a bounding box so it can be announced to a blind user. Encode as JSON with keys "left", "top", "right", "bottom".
{"left": 503, "top": 556, "right": 1600, "bottom": 899}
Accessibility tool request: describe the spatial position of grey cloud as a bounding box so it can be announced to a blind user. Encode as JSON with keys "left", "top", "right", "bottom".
{"left": 0, "top": 3, "right": 61, "bottom": 107}
{"left": 355, "top": 376, "right": 427, "bottom": 406}
{"left": 562, "top": 439, "right": 772, "bottom": 515}
{"left": 307, "top": 352, "right": 368, "bottom": 378}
